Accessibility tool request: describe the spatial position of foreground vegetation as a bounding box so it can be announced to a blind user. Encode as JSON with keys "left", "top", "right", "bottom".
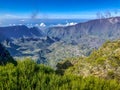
{"left": 0, "top": 59, "right": 120, "bottom": 90}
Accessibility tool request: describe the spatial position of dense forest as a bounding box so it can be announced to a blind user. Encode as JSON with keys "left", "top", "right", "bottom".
{"left": 0, "top": 40, "right": 120, "bottom": 90}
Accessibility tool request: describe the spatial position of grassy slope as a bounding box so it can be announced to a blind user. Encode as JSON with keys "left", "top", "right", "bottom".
{"left": 63, "top": 40, "right": 120, "bottom": 80}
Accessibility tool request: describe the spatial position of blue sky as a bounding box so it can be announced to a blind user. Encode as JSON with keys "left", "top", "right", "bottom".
{"left": 0, "top": 0, "right": 120, "bottom": 19}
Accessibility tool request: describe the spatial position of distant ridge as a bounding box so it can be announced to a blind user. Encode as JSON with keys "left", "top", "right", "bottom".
{"left": 46, "top": 17, "right": 120, "bottom": 44}
{"left": 0, "top": 25, "right": 44, "bottom": 41}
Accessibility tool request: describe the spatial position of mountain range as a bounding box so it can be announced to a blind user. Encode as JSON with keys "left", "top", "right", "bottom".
{"left": 0, "top": 17, "right": 120, "bottom": 67}
{"left": 47, "top": 17, "right": 120, "bottom": 45}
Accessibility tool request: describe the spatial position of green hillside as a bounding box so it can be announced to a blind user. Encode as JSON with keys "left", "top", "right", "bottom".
{"left": 59, "top": 40, "right": 120, "bottom": 80}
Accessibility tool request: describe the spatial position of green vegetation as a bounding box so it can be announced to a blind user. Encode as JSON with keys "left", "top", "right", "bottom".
{"left": 1, "top": 40, "right": 120, "bottom": 90}
{"left": 64, "top": 40, "right": 120, "bottom": 80}
{"left": 0, "top": 59, "right": 120, "bottom": 90}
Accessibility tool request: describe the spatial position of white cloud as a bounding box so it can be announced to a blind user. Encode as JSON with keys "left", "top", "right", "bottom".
{"left": 9, "top": 24, "right": 12, "bottom": 26}
{"left": 108, "top": 18, "right": 119, "bottom": 24}
{"left": 46, "top": 13, "right": 96, "bottom": 19}
{"left": 66, "top": 22, "right": 77, "bottom": 26}
{"left": 52, "top": 22, "right": 77, "bottom": 27}
{"left": 13, "top": 24, "right": 16, "bottom": 26}
{"left": 0, "top": 13, "right": 96, "bottom": 19}
{"left": 20, "top": 19, "right": 25, "bottom": 22}
{"left": 18, "top": 24, "right": 22, "bottom": 26}
{"left": 40, "top": 23, "right": 46, "bottom": 27}
{"left": 0, "top": 14, "right": 28, "bottom": 19}
{"left": 35, "top": 24, "right": 39, "bottom": 26}
{"left": 4, "top": 14, "right": 21, "bottom": 19}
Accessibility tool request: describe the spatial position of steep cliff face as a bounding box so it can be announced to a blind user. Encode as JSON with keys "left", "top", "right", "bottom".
{"left": 0, "top": 43, "right": 17, "bottom": 65}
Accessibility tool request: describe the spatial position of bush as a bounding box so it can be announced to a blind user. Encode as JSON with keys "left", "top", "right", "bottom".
{"left": 0, "top": 59, "right": 120, "bottom": 90}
